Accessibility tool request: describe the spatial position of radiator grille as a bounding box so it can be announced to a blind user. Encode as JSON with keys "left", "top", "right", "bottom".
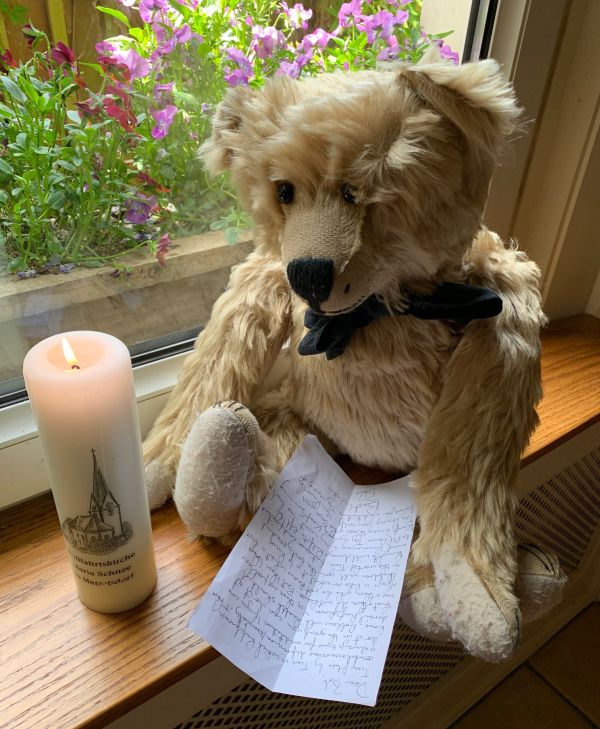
{"left": 175, "top": 624, "right": 465, "bottom": 729}
{"left": 515, "top": 448, "right": 600, "bottom": 573}
{"left": 174, "top": 447, "right": 600, "bottom": 729}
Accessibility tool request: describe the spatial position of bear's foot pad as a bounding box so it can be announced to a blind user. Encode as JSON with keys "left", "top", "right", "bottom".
{"left": 174, "top": 402, "right": 259, "bottom": 540}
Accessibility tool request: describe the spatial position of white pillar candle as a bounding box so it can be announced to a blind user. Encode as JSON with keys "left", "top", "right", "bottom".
{"left": 23, "top": 331, "right": 157, "bottom": 613}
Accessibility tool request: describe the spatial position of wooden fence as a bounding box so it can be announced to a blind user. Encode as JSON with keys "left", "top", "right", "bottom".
{"left": 0, "top": 0, "right": 133, "bottom": 62}
{"left": 0, "top": 0, "right": 334, "bottom": 61}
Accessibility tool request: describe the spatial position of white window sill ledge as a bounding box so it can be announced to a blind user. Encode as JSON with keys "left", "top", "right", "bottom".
{"left": 0, "top": 352, "right": 188, "bottom": 509}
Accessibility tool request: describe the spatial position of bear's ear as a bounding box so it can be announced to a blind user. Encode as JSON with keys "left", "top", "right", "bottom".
{"left": 200, "top": 86, "right": 253, "bottom": 175}
{"left": 400, "top": 59, "right": 521, "bottom": 159}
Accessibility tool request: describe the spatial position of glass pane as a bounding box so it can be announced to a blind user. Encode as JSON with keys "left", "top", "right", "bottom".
{"left": 0, "top": 0, "right": 472, "bottom": 406}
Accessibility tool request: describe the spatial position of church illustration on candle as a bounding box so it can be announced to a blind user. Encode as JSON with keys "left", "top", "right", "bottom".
{"left": 62, "top": 449, "right": 133, "bottom": 555}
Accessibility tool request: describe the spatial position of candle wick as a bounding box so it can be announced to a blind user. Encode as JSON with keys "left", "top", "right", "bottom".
{"left": 71, "top": 364, "right": 81, "bottom": 370}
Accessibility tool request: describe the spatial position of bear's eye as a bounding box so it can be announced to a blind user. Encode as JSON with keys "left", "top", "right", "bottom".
{"left": 341, "top": 183, "right": 357, "bottom": 204}
{"left": 277, "top": 182, "right": 295, "bottom": 204}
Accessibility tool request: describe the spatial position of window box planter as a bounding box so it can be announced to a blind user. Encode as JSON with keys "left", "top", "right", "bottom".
{"left": 0, "top": 232, "right": 253, "bottom": 385}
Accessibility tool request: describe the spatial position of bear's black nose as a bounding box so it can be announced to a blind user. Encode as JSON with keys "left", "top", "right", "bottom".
{"left": 287, "top": 257, "right": 334, "bottom": 309}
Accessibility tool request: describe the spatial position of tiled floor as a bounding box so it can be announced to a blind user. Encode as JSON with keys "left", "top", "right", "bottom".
{"left": 451, "top": 602, "right": 600, "bottom": 729}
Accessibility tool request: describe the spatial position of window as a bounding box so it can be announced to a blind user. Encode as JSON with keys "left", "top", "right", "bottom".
{"left": 0, "top": 0, "right": 580, "bottom": 507}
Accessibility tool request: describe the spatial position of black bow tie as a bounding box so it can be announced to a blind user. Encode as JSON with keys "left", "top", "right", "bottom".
{"left": 298, "top": 282, "right": 502, "bottom": 360}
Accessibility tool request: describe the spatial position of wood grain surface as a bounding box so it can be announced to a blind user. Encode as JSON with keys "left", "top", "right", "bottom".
{"left": 523, "top": 314, "right": 600, "bottom": 464}
{"left": 1, "top": 315, "right": 599, "bottom": 729}
{"left": 0, "top": 498, "right": 228, "bottom": 729}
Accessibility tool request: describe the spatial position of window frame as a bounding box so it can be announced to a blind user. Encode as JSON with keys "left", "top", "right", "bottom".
{"left": 0, "top": 0, "right": 570, "bottom": 507}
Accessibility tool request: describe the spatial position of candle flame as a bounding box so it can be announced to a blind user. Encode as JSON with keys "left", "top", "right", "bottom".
{"left": 62, "top": 336, "right": 80, "bottom": 369}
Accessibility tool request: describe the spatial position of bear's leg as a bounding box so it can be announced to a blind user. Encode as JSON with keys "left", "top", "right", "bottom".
{"left": 399, "top": 544, "right": 567, "bottom": 641}
{"left": 399, "top": 557, "right": 453, "bottom": 641}
{"left": 173, "top": 389, "right": 329, "bottom": 542}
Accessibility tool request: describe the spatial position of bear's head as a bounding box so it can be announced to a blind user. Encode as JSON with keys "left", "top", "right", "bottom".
{"left": 202, "top": 59, "right": 520, "bottom": 314}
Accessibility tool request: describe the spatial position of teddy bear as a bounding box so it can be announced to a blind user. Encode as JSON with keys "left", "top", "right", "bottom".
{"left": 143, "top": 56, "right": 566, "bottom": 662}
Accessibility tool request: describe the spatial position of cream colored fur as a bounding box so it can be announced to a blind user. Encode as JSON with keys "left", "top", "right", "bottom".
{"left": 143, "top": 59, "right": 553, "bottom": 661}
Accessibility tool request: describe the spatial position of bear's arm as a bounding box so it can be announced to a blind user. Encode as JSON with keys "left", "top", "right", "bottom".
{"left": 143, "top": 248, "right": 292, "bottom": 473}
{"left": 411, "top": 228, "right": 546, "bottom": 582}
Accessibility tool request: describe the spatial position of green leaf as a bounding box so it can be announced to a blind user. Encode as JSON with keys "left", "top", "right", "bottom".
{"left": 173, "top": 87, "right": 201, "bottom": 110}
{"left": 15, "top": 132, "right": 27, "bottom": 147}
{"left": 18, "top": 76, "right": 39, "bottom": 103}
{"left": 66, "top": 109, "right": 81, "bottom": 124}
{"left": 48, "top": 239, "right": 64, "bottom": 254}
{"left": 47, "top": 190, "right": 65, "bottom": 210}
{"left": 7, "top": 257, "right": 24, "bottom": 273}
{"left": 79, "top": 62, "right": 104, "bottom": 74}
{"left": 160, "top": 165, "right": 176, "bottom": 180}
{"left": 129, "top": 27, "right": 144, "bottom": 41}
{"left": 117, "top": 225, "right": 138, "bottom": 240}
{"left": 0, "top": 102, "right": 14, "bottom": 119}
{"left": 0, "top": 75, "right": 27, "bottom": 104}
{"left": 29, "top": 76, "right": 48, "bottom": 92}
{"left": 0, "top": 158, "right": 14, "bottom": 175}
{"left": 224, "top": 227, "right": 239, "bottom": 245}
{"left": 57, "top": 160, "right": 77, "bottom": 172}
{"left": 96, "top": 5, "right": 130, "bottom": 27}
{"left": 0, "top": 190, "right": 8, "bottom": 205}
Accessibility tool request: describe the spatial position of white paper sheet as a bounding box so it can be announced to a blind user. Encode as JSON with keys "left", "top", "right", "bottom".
{"left": 188, "top": 435, "right": 416, "bottom": 706}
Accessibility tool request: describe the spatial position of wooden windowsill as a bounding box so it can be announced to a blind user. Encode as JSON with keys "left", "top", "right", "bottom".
{"left": 1, "top": 315, "right": 599, "bottom": 729}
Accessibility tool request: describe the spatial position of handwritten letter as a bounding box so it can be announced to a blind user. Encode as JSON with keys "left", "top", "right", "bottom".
{"left": 188, "top": 436, "right": 416, "bottom": 706}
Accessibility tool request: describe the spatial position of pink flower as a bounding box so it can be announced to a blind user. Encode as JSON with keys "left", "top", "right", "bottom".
{"left": 436, "top": 40, "right": 459, "bottom": 65}
{"left": 152, "top": 21, "right": 193, "bottom": 58}
{"left": 140, "top": 0, "right": 169, "bottom": 23}
{"left": 0, "top": 49, "right": 17, "bottom": 72}
{"left": 95, "top": 40, "right": 116, "bottom": 55}
{"left": 223, "top": 48, "right": 253, "bottom": 86}
{"left": 112, "top": 49, "right": 151, "bottom": 80}
{"left": 125, "top": 194, "right": 156, "bottom": 224}
{"left": 76, "top": 98, "right": 102, "bottom": 119}
{"left": 276, "top": 54, "right": 310, "bottom": 79}
{"left": 50, "top": 42, "right": 75, "bottom": 65}
{"left": 301, "top": 28, "right": 332, "bottom": 52}
{"left": 152, "top": 18, "right": 171, "bottom": 45}
{"left": 153, "top": 38, "right": 177, "bottom": 58}
{"left": 175, "top": 24, "right": 192, "bottom": 43}
{"left": 251, "top": 25, "right": 286, "bottom": 59}
{"left": 338, "top": 0, "right": 362, "bottom": 28}
{"left": 355, "top": 10, "right": 396, "bottom": 42}
{"left": 153, "top": 81, "right": 174, "bottom": 101}
{"left": 150, "top": 104, "right": 177, "bottom": 138}
{"left": 280, "top": 1, "right": 312, "bottom": 30}
{"left": 103, "top": 97, "right": 137, "bottom": 131}
{"left": 377, "top": 35, "right": 399, "bottom": 61}
{"left": 22, "top": 24, "right": 42, "bottom": 48}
